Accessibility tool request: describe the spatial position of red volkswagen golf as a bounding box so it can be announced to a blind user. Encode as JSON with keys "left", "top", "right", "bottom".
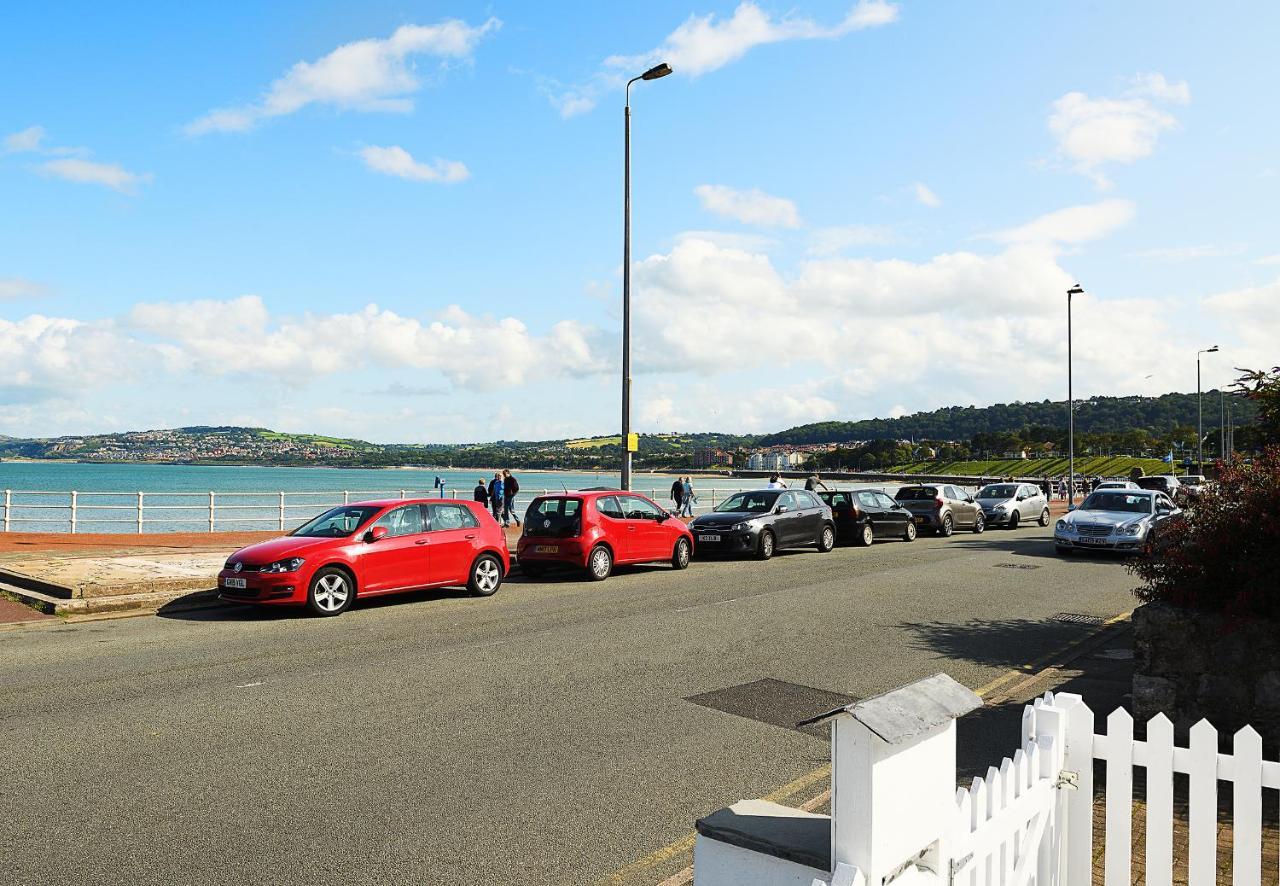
{"left": 217, "top": 498, "right": 510, "bottom": 616}
{"left": 515, "top": 489, "right": 694, "bottom": 581}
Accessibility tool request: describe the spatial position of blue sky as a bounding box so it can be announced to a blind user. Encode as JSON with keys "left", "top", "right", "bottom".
{"left": 2, "top": 1, "right": 1277, "bottom": 443}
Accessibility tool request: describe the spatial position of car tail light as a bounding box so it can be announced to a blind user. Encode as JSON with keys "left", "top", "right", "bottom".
{"left": 934, "top": 498, "right": 944, "bottom": 510}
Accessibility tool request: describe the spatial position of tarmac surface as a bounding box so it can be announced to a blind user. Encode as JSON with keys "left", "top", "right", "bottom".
{"left": 0, "top": 521, "right": 1138, "bottom": 886}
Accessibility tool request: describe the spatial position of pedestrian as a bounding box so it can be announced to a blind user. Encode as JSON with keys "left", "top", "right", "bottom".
{"left": 502, "top": 469, "right": 521, "bottom": 527}
{"left": 680, "top": 476, "right": 696, "bottom": 517}
{"left": 804, "top": 473, "right": 829, "bottom": 492}
{"left": 670, "top": 476, "right": 685, "bottom": 512}
{"left": 767, "top": 473, "right": 787, "bottom": 489}
{"left": 473, "top": 478, "right": 489, "bottom": 506}
{"left": 488, "top": 472, "right": 504, "bottom": 524}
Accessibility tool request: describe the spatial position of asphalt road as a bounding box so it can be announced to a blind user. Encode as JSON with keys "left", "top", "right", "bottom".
{"left": 1, "top": 524, "right": 1139, "bottom": 886}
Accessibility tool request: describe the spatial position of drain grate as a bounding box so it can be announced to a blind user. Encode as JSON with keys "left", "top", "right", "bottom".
{"left": 685, "top": 678, "right": 856, "bottom": 737}
{"left": 1053, "top": 612, "right": 1105, "bottom": 625}
{"left": 994, "top": 563, "right": 1042, "bottom": 570}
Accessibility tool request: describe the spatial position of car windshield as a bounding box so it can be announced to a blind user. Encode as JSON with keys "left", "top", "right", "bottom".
{"left": 291, "top": 505, "right": 381, "bottom": 538}
{"left": 978, "top": 484, "right": 1019, "bottom": 499}
{"left": 1136, "top": 478, "right": 1170, "bottom": 490}
{"left": 715, "top": 491, "right": 780, "bottom": 513}
{"left": 894, "top": 486, "right": 936, "bottom": 500}
{"left": 1080, "top": 492, "right": 1152, "bottom": 514}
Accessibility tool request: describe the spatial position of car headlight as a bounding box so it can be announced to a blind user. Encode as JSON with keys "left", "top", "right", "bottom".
{"left": 1055, "top": 520, "right": 1073, "bottom": 533}
{"left": 733, "top": 522, "right": 753, "bottom": 532}
{"left": 1121, "top": 524, "right": 1144, "bottom": 537}
{"left": 261, "top": 557, "right": 305, "bottom": 573}
{"left": 993, "top": 505, "right": 1007, "bottom": 513}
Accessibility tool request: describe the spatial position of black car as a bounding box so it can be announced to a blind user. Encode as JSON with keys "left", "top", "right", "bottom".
{"left": 689, "top": 489, "right": 835, "bottom": 560}
{"left": 819, "top": 489, "right": 916, "bottom": 546}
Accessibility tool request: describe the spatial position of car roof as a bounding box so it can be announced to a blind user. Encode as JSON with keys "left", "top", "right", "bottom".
{"left": 347, "top": 498, "right": 474, "bottom": 508}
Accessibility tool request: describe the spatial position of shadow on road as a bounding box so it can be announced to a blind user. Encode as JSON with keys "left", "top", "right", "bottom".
{"left": 157, "top": 585, "right": 466, "bottom": 621}
{"left": 899, "top": 616, "right": 1108, "bottom": 670}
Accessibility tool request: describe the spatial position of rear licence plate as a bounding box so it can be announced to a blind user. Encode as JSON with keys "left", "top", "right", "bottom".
{"left": 222, "top": 577, "right": 247, "bottom": 589}
{"left": 914, "top": 516, "right": 929, "bottom": 524}
{"left": 534, "top": 545, "right": 559, "bottom": 554}
{"left": 698, "top": 533, "right": 721, "bottom": 542}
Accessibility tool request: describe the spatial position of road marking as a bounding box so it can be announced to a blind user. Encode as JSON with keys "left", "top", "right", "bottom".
{"left": 235, "top": 681, "right": 264, "bottom": 688}
{"left": 601, "top": 608, "right": 1132, "bottom": 885}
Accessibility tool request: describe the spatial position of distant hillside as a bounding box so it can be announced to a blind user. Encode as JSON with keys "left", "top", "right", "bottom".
{"left": 759, "top": 391, "right": 1256, "bottom": 446}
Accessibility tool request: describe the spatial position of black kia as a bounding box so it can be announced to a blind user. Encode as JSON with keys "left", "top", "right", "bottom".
{"left": 689, "top": 489, "right": 835, "bottom": 559}
{"left": 818, "top": 489, "right": 917, "bottom": 545}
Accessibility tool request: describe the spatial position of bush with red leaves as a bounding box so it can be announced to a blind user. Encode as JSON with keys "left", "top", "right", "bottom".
{"left": 1131, "top": 446, "right": 1280, "bottom": 618}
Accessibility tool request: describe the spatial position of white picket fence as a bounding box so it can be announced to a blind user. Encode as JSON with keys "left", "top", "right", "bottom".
{"left": 695, "top": 675, "right": 1279, "bottom": 886}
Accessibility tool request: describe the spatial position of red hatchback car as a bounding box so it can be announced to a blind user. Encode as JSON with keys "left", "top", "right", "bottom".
{"left": 516, "top": 489, "right": 694, "bottom": 581}
{"left": 217, "top": 498, "right": 510, "bottom": 616}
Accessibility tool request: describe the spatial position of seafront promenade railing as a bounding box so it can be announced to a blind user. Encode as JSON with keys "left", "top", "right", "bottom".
{"left": 0, "top": 487, "right": 738, "bottom": 534}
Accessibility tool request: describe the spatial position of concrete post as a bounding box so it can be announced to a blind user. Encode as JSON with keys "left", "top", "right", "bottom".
{"left": 3, "top": 489, "right": 9, "bottom": 532}
{"left": 208, "top": 491, "right": 215, "bottom": 532}
{"left": 279, "top": 491, "right": 286, "bottom": 531}
{"left": 70, "top": 490, "right": 77, "bottom": 534}
{"left": 137, "top": 492, "right": 144, "bottom": 534}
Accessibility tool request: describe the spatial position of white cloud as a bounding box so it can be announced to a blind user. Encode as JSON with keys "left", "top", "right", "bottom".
{"left": 185, "top": 18, "right": 501, "bottom": 134}
{"left": 807, "top": 224, "right": 897, "bottom": 255}
{"left": 3, "top": 126, "right": 45, "bottom": 153}
{"left": 552, "top": 1, "right": 897, "bottom": 117}
{"left": 359, "top": 146, "right": 469, "bottom": 183}
{"left": 38, "top": 158, "right": 153, "bottom": 194}
{"left": 0, "top": 278, "right": 51, "bottom": 301}
{"left": 985, "top": 199, "right": 1135, "bottom": 245}
{"left": 1131, "top": 244, "right": 1245, "bottom": 261}
{"left": 1048, "top": 73, "right": 1189, "bottom": 188}
{"left": 913, "top": 182, "right": 941, "bottom": 208}
{"left": 1200, "top": 279, "right": 1280, "bottom": 370}
{"left": 1253, "top": 254, "right": 1280, "bottom": 266}
{"left": 694, "top": 184, "right": 800, "bottom": 228}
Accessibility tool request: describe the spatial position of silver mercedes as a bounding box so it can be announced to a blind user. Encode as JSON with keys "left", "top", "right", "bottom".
{"left": 1054, "top": 488, "right": 1180, "bottom": 555}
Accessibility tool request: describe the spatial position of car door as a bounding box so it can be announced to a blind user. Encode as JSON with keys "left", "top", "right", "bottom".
{"left": 595, "top": 495, "right": 630, "bottom": 561}
{"left": 1023, "top": 484, "right": 1046, "bottom": 518}
{"left": 426, "top": 502, "right": 481, "bottom": 586}
{"left": 797, "top": 490, "right": 825, "bottom": 540}
{"left": 360, "top": 504, "right": 429, "bottom": 592}
{"left": 874, "top": 492, "right": 909, "bottom": 535}
{"left": 856, "top": 491, "right": 883, "bottom": 537}
{"left": 772, "top": 492, "right": 803, "bottom": 546}
{"left": 619, "top": 495, "right": 667, "bottom": 562}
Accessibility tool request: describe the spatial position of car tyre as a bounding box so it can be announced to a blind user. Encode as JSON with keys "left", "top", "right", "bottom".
{"left": 755, "top": 530, "right": 776, "bottom": 560}
{"left": 939, "top": 514, "right": 954, "bottom": 538}
{"left": 586, "top": 545, "right": 613, "bottom": 582}
{"left": 903, "top": 521, "right": 917, "bottom": 542}
{"left": 855, "top": 523, "right": 873, "bottom": 547}
{"left": 307, "top": 566, "right": 354, "bottom": 617}
{"left": 468, "top": 554, "right": 503, "bottom": 596}
{"left": 973, "top": 513, "right": 986, "bottom": 534}
{"left": 672, "top": 537, "right": 691, "bottom": 570}
{"left": 817, "top": 524, "right": 836, "bottom": 553}
{"left": 1007, "top": 510, "right": 1019, "bottom": 530}
{"left": 1038, "top": 508, "right": 1051, "bottom": 527}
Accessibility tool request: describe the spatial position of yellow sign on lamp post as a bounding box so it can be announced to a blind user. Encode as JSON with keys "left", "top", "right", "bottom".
{"left": 626, "top": 433, "right": 640, "bottom": 453}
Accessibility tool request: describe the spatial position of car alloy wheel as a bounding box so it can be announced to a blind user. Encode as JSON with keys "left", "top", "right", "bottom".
{"left": 940, "top": 515, "right": 954, "bottom": 537}
{"left": 308, "top": 567, "right": 353, "bottom": 616}
{"left": 756, "top": 530, "right": 775, "bottom": 560}
{"left": 672, "top": 537, "right": 691, "bottom": 569}
{"left": 973, "top": 514, "right": 985, "bottom": 534}
{"left": 858, "top": 523, "right": 873, "bottom": 547}
{"left": 818, "top": 525, "right": 835, "bottom": 552}
{"left": 587, "top": 545, "right": 613, "bottom": 581}
{"left": 1039, "top": 508, "right": 1051, "bottom": 527}
{"left": 469, "top": 555, "right": 502, "bottom": 596}
{"left": 904, "top": 521, "right": 917, "bottom": 542}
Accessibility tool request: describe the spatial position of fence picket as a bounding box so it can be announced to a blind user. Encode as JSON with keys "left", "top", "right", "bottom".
{"left": 999, "top": 758, "right": 1015, "bottom": 886}
{"left": 1059, "top": 696, "right": 1094, "bottom": 886}
{"left": 985, "top": 765, "right": 1000, "bottom": 886}
{"left": 971, "top": 776, "right": 987, "bottom": 886}
{"left": 1233, "top": 726, "right": 1263, "bottom": 886}
{"left": 1145, "top": 713, "right": 1175, "bottom": 886}
{"left": 1188, "top": 719, "right": 1218, "bottom": 886}
{"left": 1103, "top": 708, "right": 1133, "bottom": 886}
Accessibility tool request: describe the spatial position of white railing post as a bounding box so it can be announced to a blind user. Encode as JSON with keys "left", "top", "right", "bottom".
{"left": 208, "top": 491, "right": 216, "bottom": 532}
{"left": 279, "top": 491, "right": 286, "bottom": 531}
{"left": 137, "top": 491, "right": 144, "bottom": 534}
{"left": 400, "top": 489, "right": 407, "bottom": 499}
{"left": 343, "top": 490, "right": 350, "bottom": 505}
{"left": 2, "top": 489, "right": 9, "bottom": 532}
{"left": 70, "top": 490, "right": 77, "bottom": 534}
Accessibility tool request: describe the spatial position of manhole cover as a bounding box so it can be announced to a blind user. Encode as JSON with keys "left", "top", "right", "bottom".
{"left": 994, "top": 563, "right": 1042, "bottom": 570}
{"left": 1053, "top": 612, "right": 1105, "bottom": 625}
{"left": 685, "top": 678, "right": 856, "bottom": 737}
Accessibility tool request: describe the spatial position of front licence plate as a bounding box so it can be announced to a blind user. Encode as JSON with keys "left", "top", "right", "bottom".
{"left": 223, "top": 577, "right": 247, "bottom": 589}
{"left": 1077, "top": 537, "right": 1107, "bottom": 546}
{"left": 698, "top": 533, "right": 721, "bottom": 542}
{"left": 535, "top": 545, "right": 559, "bottom": 554}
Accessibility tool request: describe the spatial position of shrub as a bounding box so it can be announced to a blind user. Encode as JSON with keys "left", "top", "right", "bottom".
{"left": 1131, "top": 446, "right": 1280, "bottom": 619}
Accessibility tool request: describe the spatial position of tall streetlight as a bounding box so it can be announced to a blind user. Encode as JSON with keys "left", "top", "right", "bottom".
{"left": 621, "top": 61, "right": 672, "bottom": 491}
{"left": 1066, "top": 284, "right": 1083, "bottom": 506}
{"left": 1196, "top": 345, "right": 1219, "bottom": 472}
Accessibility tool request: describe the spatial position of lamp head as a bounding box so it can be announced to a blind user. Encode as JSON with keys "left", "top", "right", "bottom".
{"left": 1066, "top": 284, "right": 1084, "bottom": 296}
{"left": 641, "top": 62, "right": 673, "bottom": 80}
{"left": 1207, "top": 345, "right": 1219, "bottom": 353}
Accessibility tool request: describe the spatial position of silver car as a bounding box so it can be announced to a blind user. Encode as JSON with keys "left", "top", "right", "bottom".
{"left": 975, "top": 482, "right": 1050, "bottom": 529}
{"left": 893, "top": 484, "right": 985, "bottom": 536}
{"left": 1054, "top": 489, "right": 1180, "bottom": 555}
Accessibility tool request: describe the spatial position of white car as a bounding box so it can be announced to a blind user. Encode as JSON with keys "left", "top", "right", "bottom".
{"left": 1054, "top": 489, "right": 1179, "bottom": 555}
{"left": 1095, "top": 480, "right": 1138, "bottom": 490}
{"left": 975, "top": 482, "right": 1051, "bottom": 528}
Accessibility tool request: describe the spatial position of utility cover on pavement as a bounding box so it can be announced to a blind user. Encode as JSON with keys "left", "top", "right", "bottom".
{"left": 1053, "top": 612, "right": 1105, "bottom": 625}
{"left": 685, "top": 678, "right": 856, "bottom": 737}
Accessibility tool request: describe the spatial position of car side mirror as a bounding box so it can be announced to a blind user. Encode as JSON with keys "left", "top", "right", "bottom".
{"left": 776, "top": 505, "right": 790, "bottom": 514}
{"left": 1067, "top": 505, "right": 1077, "bottom": 512}
{"left": 364, "top": 526, "right": 388, "bottom": 543}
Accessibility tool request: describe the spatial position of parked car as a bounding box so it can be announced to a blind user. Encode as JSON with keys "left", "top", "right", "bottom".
{"left": 1053, "top": 489, "right": 1180, "bottom": 555}
{"left": 1177, "top": 474, "right": 1207, "bottom": 496}
{"left": 688, "top": 489, "right": 835, "bottom": 559}
{"left": 1095, "top": 479, "right": 1138, "bottom": 490}
{"left": 893, "top": 484, "right": 985, "bottom": 536}
{"left": 217, "top": 499, "right": 510, "bottom": 616}
{"left": 1135, "top": 475, "right": 1184, "bottom": 501}
{"left": 516, "top": 489, "right": 694, "bottom": 581}
{"left": 819, "top": 489, "right": 916, "bottom": 545}
{"left": 974, "top": 482, "right": 1050, "bottom": 529}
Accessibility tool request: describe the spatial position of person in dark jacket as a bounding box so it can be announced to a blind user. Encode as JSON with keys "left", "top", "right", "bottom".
{"left": 502, "top": 469, "right": 521, "bottom": 527}
{"left": 488, "top": 473, "right": 504, "bottom": 524}
{"left": 670, "top": 478, "right": 685, "bottom": 511}
{"left": 473, "top": 479, "right": 489, "bottom": 506}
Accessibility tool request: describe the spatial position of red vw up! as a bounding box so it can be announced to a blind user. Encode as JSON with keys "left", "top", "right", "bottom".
{"left": 516, "top": 489, "right": 694, "bottom": 581}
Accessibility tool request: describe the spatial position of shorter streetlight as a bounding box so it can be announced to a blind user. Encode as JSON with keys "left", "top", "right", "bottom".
{"left": 1066, "top": 284, "right": 1083, "bottom": 505}
{"left": 1196, "top": 345, "right": 1219, "bottom": 472}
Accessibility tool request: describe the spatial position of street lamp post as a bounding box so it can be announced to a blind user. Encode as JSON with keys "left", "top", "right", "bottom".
{"left": 1066, "top": 285, "right": 1083, "bottom": 506}
{"left": 621, "top": 61, "right": 672, "bottom": 491}
{"left": 1196, "top": 345, "right": 1219, "bottom": 473}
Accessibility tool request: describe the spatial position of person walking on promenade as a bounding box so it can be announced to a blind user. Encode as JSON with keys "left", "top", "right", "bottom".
{"left": 502, "top": 469, "right": 521, "bottom": 527}
{"left": 804, "top": 473, "right": 829, "bottom": 492}
{"left": 767, "top": 474, "right": 787, "bottom": 489}
{"left": 670, "top": 476, "right": 685, "bottom": 513}
{"left": 473, "top": 479, "right": 489, "bottom": 507}
{"left": 488, "top": 472, "right": 504, "bottom": 524}
{"left": 680, "top": 477, "right": 696, "bottom": 517}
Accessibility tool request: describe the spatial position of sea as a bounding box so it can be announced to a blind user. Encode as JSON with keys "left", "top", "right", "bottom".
{"left": 0, "top": 462, "right": 767, "bottom": 533}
